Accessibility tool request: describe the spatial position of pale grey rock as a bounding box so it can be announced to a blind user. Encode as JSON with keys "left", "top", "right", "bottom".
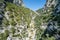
{"left": 13, "top": 0, "right": 24, "bottom": 6}
{"left": 4, "top": 0, "right": 24, "bottom": 6}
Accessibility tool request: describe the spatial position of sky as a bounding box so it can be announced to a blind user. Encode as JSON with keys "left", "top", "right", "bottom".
{"left": 23, "top": 0, "right": 46, "bottom": 11}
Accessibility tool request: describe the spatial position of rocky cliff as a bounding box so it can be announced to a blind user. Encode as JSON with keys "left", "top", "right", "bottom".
{"left": 2, "top": 0, "right": 24, "bottom": 6}
{"left": 36, "top": 0, "right": 60, "bottom": 40}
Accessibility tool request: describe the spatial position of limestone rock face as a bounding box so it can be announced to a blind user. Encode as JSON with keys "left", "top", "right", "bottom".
{"left": 45, "top": 0, "right": 56, "bottom": 7}
{"left": 4, "top": 0, "right": 24, "bottom": 6}
{"left": 13, "top": 0, "right": 24, "bottom": 6}
{"left": 39, "top": 0, "right": 60, "bottom": 18}
{"left": 43, "top": 0, "right": 56, "bottom": 12}
{"left": 44, "top": 0, "right": 60, "bottom": 13}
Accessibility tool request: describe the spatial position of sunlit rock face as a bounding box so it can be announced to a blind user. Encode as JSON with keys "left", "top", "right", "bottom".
{"left": 43, "top": 0, "right": 56, "bottom": 12}
{"left": 13, "top": 0, "right": 24, "bottom": 6}
{"left": 44, "top": 0, "right": 60, "bottom": 13}
{"left": 45, "top": 0, "right": 56, "bottom": 7}
{"left": 4, "top": 0, "right": 24, "bottom": 6}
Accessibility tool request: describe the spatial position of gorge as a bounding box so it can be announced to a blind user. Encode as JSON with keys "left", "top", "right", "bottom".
{"left": 0, "top": 0, "right": 60, "bottom": 40}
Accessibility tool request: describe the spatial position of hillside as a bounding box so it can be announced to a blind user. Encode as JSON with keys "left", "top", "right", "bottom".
{"left": 0, "top": 2, "right": 37, "bottom": 40}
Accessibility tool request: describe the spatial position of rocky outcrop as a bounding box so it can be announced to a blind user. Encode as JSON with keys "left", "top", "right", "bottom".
{"left": 44, "top": 0, "right": 60, "bottom": 15}
{"left": 45, "top": 0, "right": 56, "bottom": 8}
{"left": 13, "top": 0, "right": 24, "bottom": 6}
{"left": 4, "top": 0, "right": 24, "bottom": 6}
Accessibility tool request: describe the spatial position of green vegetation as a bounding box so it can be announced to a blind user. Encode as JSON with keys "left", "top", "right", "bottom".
{"left": 0, "top": 0, "right": 4, "bottom": 2}
{"left": 1, "top": 2, "right": 36, "bottom": 40}
{"left": 2, "top": 2, "right": 36, "bottom": 27}
{"left": 35, "top": 7, "right": 55, "bottom": 40}
{"left": 0, "top": 30, "right": 9, "bottom": 40}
